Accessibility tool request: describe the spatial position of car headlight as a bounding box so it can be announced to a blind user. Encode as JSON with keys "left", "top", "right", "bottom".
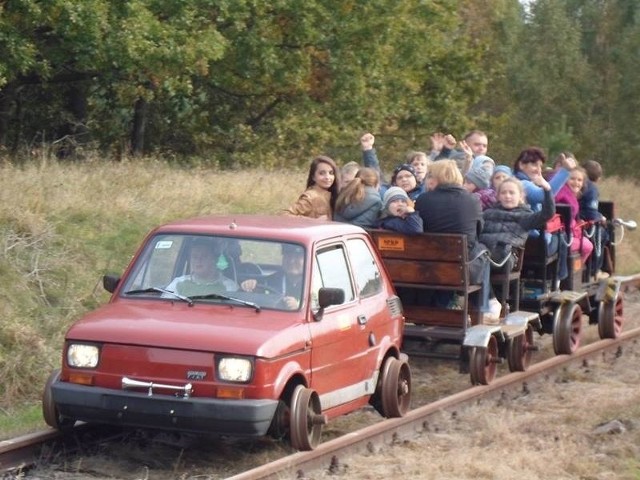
{"left": 217, "top": 357, "right": 253, "bottom": 383}
{"left": 67, "top": 344, "right": 100, "bottom": 368}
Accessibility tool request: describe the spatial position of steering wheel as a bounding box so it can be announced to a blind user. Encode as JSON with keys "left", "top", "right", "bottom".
{"left": 253, "top": 283, "right": 283, "bottom": 296}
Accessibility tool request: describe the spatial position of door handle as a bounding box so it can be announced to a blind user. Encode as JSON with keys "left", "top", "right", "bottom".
{"left": 357, "top": 314, "right": 367, "bottom": 325}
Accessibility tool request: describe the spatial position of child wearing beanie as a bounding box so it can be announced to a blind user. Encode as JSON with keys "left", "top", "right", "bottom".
{"left": 464, "top": 166, "right": 496, "bottom": 210}
{"left": 376, "top": 186, "right": 423, "bottom": 234}
{"left": 389, "top": 163, "right": 425, "bottom": 201}
{"left": 491, "top": 165, "right": 512, "bottom": 191}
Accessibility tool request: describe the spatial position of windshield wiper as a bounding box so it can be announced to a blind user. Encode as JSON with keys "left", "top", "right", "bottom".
{"left": 124, "top": 287, "right": 194, "bottom": 306}
{"left": 189, "top": 292, "right": 261, "bottom": 312}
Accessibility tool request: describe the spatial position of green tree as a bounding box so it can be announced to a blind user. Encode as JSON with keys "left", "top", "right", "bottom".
{"left": 503, "top": 0, "right": 593, "bottom": 156}
{"left": 0, "top": 1, "right": 508, "bottom": 166}
{"left": 0, "top": 0, "right": 227, "bottom": 156}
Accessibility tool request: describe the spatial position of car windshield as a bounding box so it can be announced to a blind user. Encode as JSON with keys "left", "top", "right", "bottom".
{"left": 120, "top": 234, "right": 306, "bottom": 311}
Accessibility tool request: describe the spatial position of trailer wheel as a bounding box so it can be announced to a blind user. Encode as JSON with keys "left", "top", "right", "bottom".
{"left": 379, "top": 357, "right": 412, "bottom": 418}
{"left": 469, "top": 335, "right": 498, "bottom": 385}
{"left": 552, "top": 302, "right": 583, "bottom": 355}
{"left": 42, "top": 370, "right": 76, "bottom": 431}
{"left": 507, "top": 324, "right": 535, "bottom": 372}
{"left": 598, "top": 292, "right": 624, "bottom": 339}
{"left": 289, "top": 385, "right": 325, "bottom": 451}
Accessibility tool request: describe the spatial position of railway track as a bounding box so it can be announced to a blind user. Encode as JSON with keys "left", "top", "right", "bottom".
{"left": 2, "top": 324, "right": 639, "bottom": 479}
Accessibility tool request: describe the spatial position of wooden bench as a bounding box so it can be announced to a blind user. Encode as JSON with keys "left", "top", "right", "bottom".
{"left": 520, "top": 211, "right": 564, "bottom": 308}
{"left": 368, "top": 230, "right": 484, "bottom": 358}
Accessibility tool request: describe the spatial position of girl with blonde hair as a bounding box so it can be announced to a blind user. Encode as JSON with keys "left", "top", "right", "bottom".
{"left": 480, "top": 176, "right": 555, "bottom": 264}
{"left": 415, "top": 159, "right": 490, "bottom": 312}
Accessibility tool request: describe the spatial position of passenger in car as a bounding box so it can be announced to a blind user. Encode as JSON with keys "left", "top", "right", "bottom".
{"left": 240, "top": 244, "right": 305, "bottom": 310}
{"left": 284, "top": 155, "right": 340, "bottom": 219}
{"left": 165, "top": 238, "right": 238, "bottom": 297}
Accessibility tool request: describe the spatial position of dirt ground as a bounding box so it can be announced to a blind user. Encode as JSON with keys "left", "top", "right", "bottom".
{"left": 321, "top": 290, "right": 640, "bottom": 480}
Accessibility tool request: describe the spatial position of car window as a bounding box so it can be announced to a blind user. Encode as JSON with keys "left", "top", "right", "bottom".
{"left": 120, "top": 235, "right": 309, "bottom": 311}
{"left": 347, "top": 238, "right": 383, "bottom": 297}
{"left": 312, "top": 244, "right": 355, "bottom": 305}
{"left": 125, "top": 234, "right": 186, "bottom": 290}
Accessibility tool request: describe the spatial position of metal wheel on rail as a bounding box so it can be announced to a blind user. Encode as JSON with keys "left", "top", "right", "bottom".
{"left": 380, "top": 357, "right": 412, "bottom": 417}
{"left": 469, "top": 335, "right": 498, "bottom": 385}
{"left": 289, "top": 385, "right": 326, "bottom": 451}
{"left": 552, "top": 302, "right": 583, "bottom": 355}
{"left": 42, "top": 369, "right": 76, "bottom": 431}
{"left": 507, "top": 324, "right": 535, "bottom": 372}
{"left": 598, "top": 291, "right": 624, "bottom": 339}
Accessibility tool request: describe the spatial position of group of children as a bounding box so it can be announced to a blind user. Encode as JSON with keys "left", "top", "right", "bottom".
{"left": 284, "top": 131, "right": 605, "bottom": 278}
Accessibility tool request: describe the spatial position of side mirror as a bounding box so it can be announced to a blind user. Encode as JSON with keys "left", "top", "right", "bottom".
{"left": 318, "top": 287, "right": 345, "bottom": 309}
{"left": 103, "top": 274, "right": 121, "bottom": 293}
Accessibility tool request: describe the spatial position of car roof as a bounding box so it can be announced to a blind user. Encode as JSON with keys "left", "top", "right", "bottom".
{"left": 153, "top": 214, "right": 366, "bottom": 246}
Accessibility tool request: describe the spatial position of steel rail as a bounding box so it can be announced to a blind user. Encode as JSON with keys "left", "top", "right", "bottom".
{"left": 0, "top": 428, "right": 62, "bottom": 473}
{"left": 0, "top": 423, "right": 123, "bottom": 474}
{"left": 228, "top": 326, "right": 640, "bottom": 480}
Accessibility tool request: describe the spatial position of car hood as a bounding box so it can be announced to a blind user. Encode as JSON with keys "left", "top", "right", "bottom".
{"left": 65, "top": 300, "right": 309, "bottom": 358}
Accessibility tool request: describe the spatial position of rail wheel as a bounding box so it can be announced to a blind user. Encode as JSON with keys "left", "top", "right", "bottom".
{"left": 552, "top": 302, "right": 583, "bottom": 355}
{"left": 42, "top": 369, "right": 76, "bottom": 430}
{"left": 598, "top": 292, "right": 624, "bottom": 339}
{"left": 507, "top": 324, "right": 535, "bottom": 372}
{"left": 380, "top": 357, "right": 412, "bottom": 418}
{"left": 289, "top": 385, "right": 326, "bottom": 451}
{"left": 469, "top": 335, "right": 498, "bottom": 385}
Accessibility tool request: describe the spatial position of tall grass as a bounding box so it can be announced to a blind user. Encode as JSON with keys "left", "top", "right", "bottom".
{"left": 0, "top": 159, "right": 638, "bottom": 423}
{"left": 0, "top": 160, "right": 305, "bottom": 414}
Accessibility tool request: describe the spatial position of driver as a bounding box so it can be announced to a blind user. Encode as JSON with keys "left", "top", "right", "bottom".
{"left": 241, "top": 244, "right": 304, "bottom": 310}
{"left": 165, "top": 238, "right": 238, "bottom": 297}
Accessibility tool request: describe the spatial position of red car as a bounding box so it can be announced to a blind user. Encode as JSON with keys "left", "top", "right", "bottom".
{"left": 43, "top": 215, "right": 411, "bottom": 450}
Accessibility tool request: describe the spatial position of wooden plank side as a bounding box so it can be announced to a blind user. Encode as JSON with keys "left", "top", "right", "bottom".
{"left": 369, "top": 230, "right": 466, "bottom": 262}
{"left": 383, "top": 259, "right": 465, "bottom": 286}
{"left": 403, "top": 305, "right": 468, "bottom": 328}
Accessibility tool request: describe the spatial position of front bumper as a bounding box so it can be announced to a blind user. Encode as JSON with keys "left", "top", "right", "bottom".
{"left": 52, "top": 381, "right": 279, "bottom": 436}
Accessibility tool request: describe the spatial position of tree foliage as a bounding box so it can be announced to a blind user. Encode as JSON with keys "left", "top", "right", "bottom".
{"left": 0, "top": 0, "right": 639, "bottom": 175}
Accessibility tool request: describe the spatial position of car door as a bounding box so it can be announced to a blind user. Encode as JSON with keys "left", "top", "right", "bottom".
{"left": 345, "top": 235, "right": 399, "bottom": 373}
{"left": 307, "top": 241, "right": 375, "bottom": 409}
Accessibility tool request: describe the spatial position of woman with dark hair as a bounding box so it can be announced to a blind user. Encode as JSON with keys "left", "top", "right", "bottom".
{"left": 514, "top": 147, "right": 576, "bottom": 279}
{"left": 284, "top": 155, "right": 341, "bottom": 219}
{"left": 513, "top": 147, "right": 574, "bottom": 211}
